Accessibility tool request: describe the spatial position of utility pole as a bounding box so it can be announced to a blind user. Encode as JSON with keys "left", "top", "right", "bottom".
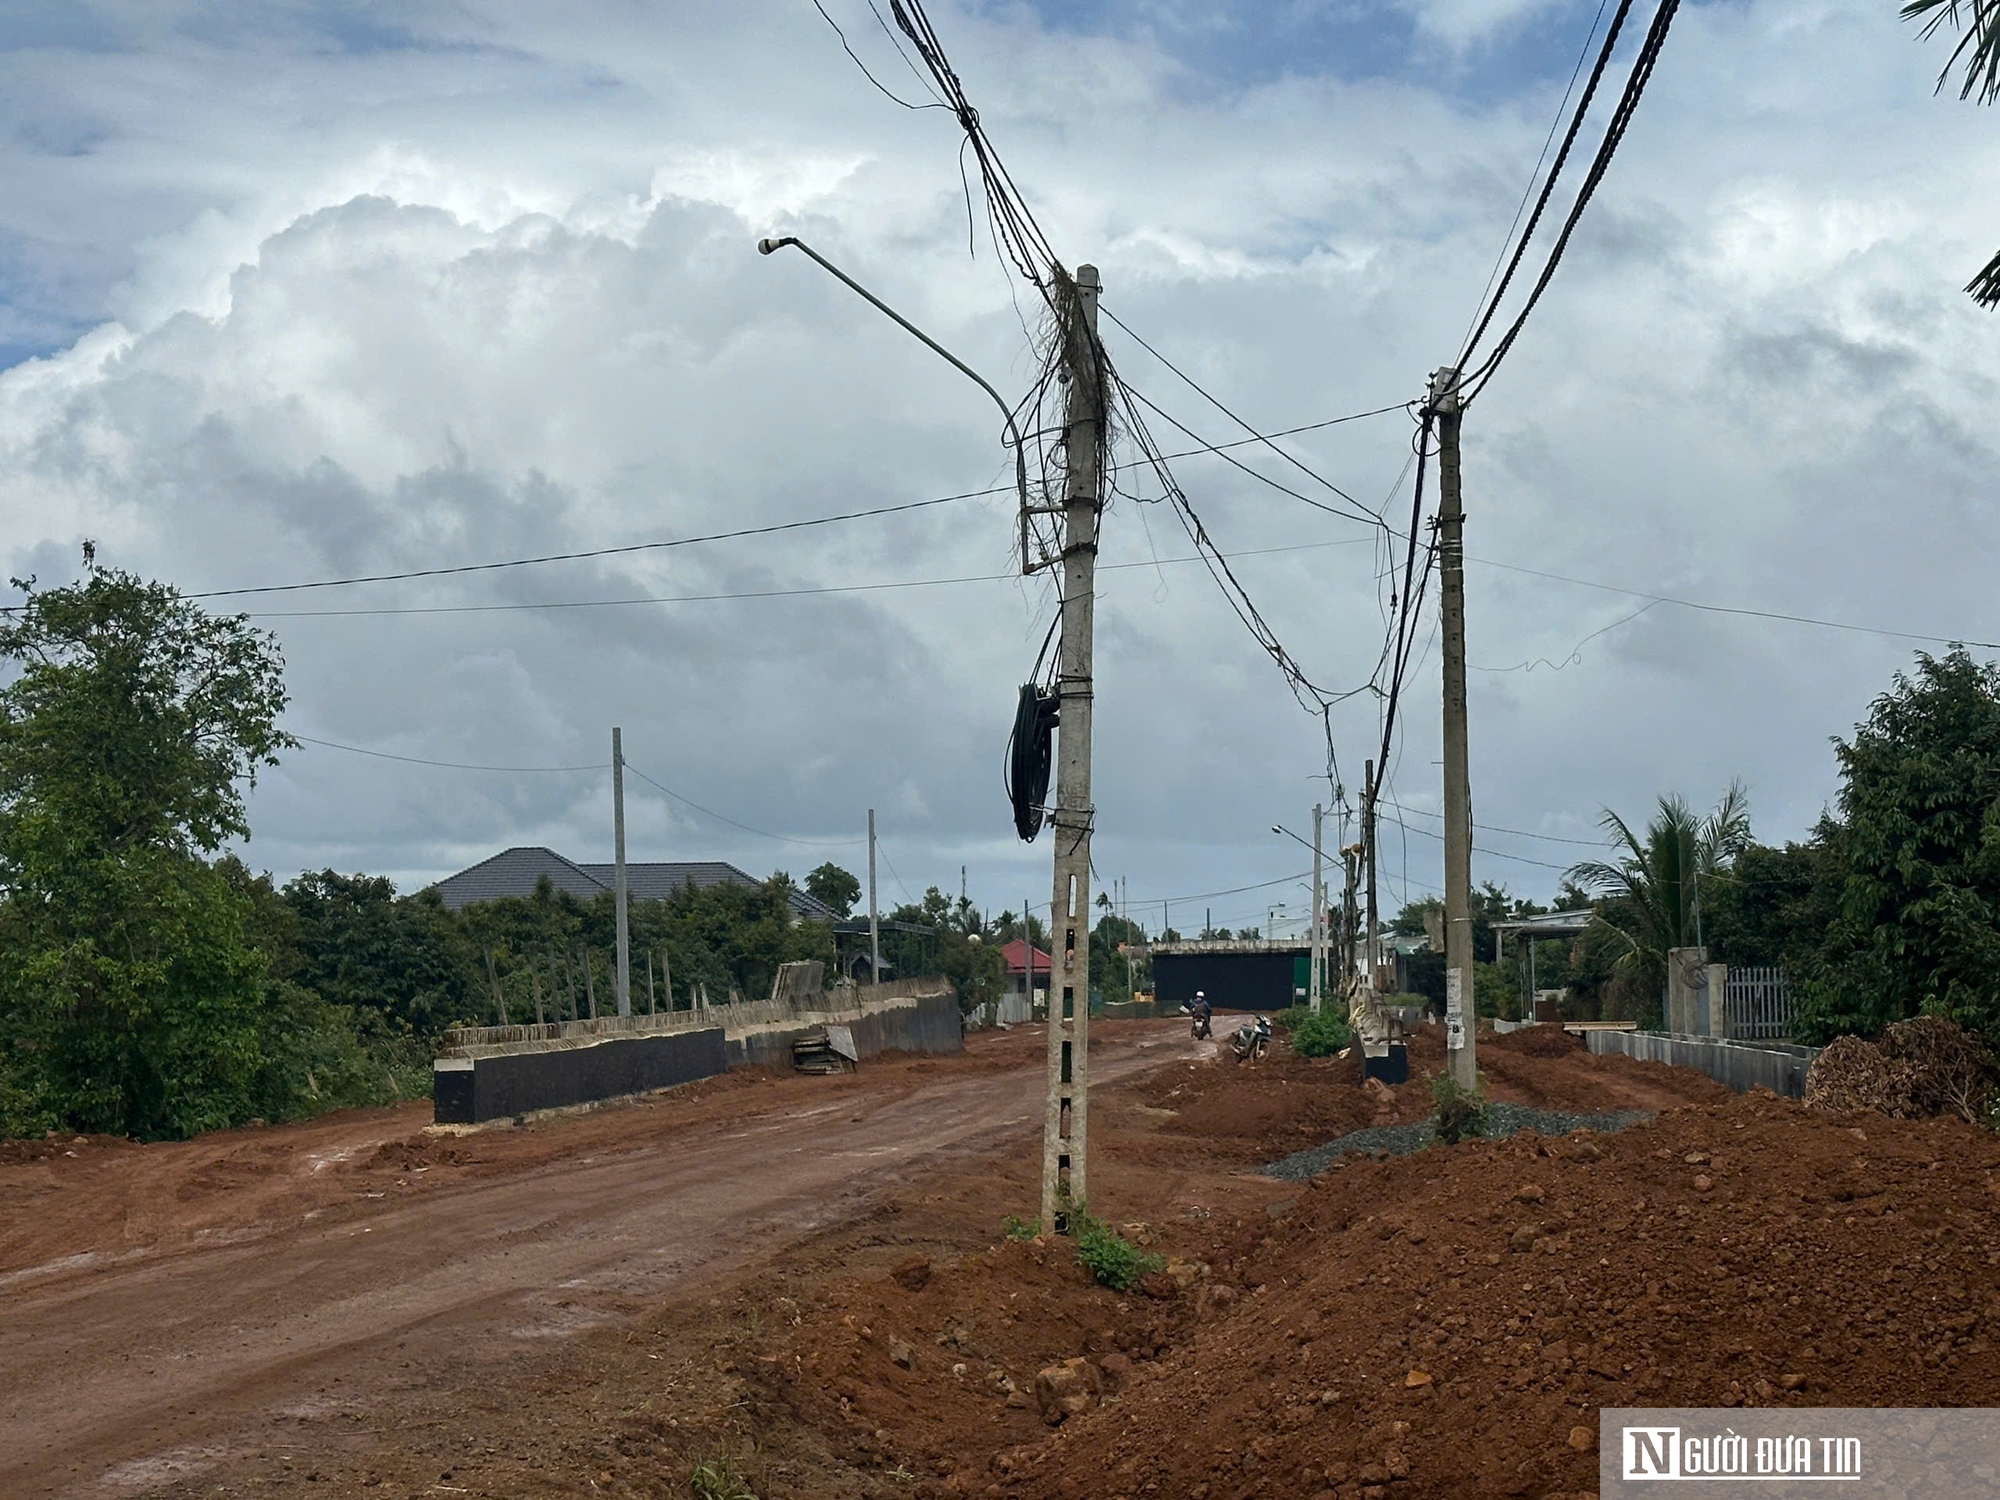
{"left": 1310, "top": 802, "right": 1325, "bottom": 1015}
{"left": 1041, "top": 264, "right": 1103, "bottom": 1236}
{"left": 1364, "top": 759, "right": 1379, "bottom": 989}
{"left": 868, "top": 808, "right": 881, "bottom": 988}
{"left": 612, "top": 727, "right": 630, "bottom": 1017}
{"left": 1432, "top": 365, "right": 1477, "bottom": 1089}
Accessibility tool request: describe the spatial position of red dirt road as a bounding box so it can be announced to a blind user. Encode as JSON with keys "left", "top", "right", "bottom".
{"left": 0, "top": 1023, "right": 1198, "bottom": 1498}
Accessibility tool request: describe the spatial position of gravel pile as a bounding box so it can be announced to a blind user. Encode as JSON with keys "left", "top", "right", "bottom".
{"left": 1264, "top": 1101, "right": 1652, "bottom": 1180}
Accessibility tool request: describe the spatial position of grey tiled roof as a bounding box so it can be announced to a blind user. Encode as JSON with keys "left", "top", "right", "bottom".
{"left": 432, "top": 846, "right": 835, "bottom": 921}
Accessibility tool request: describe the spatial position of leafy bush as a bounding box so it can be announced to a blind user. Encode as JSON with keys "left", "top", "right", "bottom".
{"left": 1427, "top": 1069, "right": 1490, "bottom": 1145}
{"left": 1275, "top": 1004, "right": 1352, "bottom": 1057}
{"left": 1001, "top": 1214, "right": 1040, "bottom": 1242}
{"left": 1070, "top": 1209, "right": 1164, "bottom": 1291}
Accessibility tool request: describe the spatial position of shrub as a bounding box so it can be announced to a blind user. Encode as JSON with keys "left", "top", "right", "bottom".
{"left": 1428, "top": 1069, "right": 1490, "bottom": 1145}
{"left": 689, "top": 1456, "right": 757, "bottom": 1500}
{"left": 1069, "top": 1209, "right": 1164, "bottom": 1291}
{"left": 1001, "top": 1214, "right": 1040, "bottom": 1242}
{"left": 1275, "top": 1004, "right": 1352, "bottom": 1058}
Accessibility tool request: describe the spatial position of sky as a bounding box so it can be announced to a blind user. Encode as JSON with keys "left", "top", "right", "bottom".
{"left": 1, "top": 0, "right": 1995, "bottom": 938}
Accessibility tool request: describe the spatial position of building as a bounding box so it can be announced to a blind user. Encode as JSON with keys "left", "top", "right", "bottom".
{"left": 1149, "top": 939, "right": 1314, "bottom": 1012}
{"left": 432, "top": 846, "right": 836, "bottom": 921}
{"left": 995, "top": 937, "right": 1052, "bottom": 1022}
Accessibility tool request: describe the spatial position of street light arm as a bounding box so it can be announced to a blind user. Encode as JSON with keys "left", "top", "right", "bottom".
{"left": 1271, "top": 824, "right": 1315, "bottom": 855}
{"left": 759, "top": 235, "right": 1036, "bottom": 572}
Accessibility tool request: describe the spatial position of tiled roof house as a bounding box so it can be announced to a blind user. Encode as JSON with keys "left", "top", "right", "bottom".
{"left": 431, "top": 846, "right": 836, "bottom": 920}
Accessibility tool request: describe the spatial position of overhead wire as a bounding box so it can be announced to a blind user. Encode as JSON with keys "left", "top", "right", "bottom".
{"left": 622, "top": 762, "right": 868, "bottom": 848}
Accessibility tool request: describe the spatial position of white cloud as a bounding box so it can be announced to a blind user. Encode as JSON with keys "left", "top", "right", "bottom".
{"left": 0, "top": 0, "right": 1995, "bottom": 927}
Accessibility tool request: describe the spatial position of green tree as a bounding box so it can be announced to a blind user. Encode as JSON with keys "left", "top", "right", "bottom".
{"left": 1796, "top": 650, "right": 2000, "bottom": 1044}
{"left": 805, "top": 861, "right": 861, "bottom": 918}
{"left": 1903, "top": 0, "right": 2000, "bottom": 304}
{"left": 0, "top": 560, "right": 293, "bottom": 1138}
{"left": 1566, "top": 784, "right": 1751, "bottom": 1020}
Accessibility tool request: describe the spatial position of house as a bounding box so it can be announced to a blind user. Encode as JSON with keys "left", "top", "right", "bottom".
{"left": 431, "top": 846, "right": 836, "bottom": 920}
{"left": 996, "top": 937, "right": 1052, "bottom": 1022}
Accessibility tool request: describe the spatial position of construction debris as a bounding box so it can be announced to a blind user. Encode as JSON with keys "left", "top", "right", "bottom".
{"left": 1804, "top": 1015, "right": 1998, "bottom": 1123}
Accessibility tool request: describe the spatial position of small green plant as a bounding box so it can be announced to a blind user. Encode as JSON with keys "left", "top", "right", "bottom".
{"left": 1427, "top": 1069, "right": 1490, "bottom": 1145}
{"left": 1275, "top": 1004, "right": 1353, "bottom": 1058}
{"left": 690, "top": 1455, "right": 757, "bottom": 1500}
{"left": 1069, "top": 1209, "right": 1165, "bottom": 1292}
{"left": 1002, "top": 1214, "right": 1040, "bottom": 1242}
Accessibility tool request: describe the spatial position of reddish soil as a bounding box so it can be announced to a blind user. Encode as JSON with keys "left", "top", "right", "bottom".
{"left": 6, "top": 1019, "right": 1996, "bottom": 1500}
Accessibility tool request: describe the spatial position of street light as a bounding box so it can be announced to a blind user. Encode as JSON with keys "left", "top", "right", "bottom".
{"left": 1271, "top": 823, "right": 1313, "bottom": 854}
{"left": 757, "top": 235, "right": 1034, "bottom": 570}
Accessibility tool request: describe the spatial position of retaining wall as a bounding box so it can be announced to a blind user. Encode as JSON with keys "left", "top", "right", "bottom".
{"left": 434, "top": 1026, "right": 727, "bottom": 1124}
{"left": 432, "top": 977, "right": 961, "bottom": 1123}
{"left": 1585, "top": 1029, "right": 1821, "bottom": 1099}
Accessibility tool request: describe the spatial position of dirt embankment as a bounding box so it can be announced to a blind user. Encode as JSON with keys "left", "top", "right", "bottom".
{"left": 740, "top": 1031, "right": 1999, "bottom": 1500}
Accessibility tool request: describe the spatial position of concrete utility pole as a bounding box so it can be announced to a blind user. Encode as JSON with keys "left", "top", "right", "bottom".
{"left": 612, "top": 727, "right": 631, "bottom": 1017}
{"left": 1310, "top": 802, "right": 1325, "bottom": 1015}
{"left": 868, "top": 808, "right": 881, "bottom": 988}
{"left": 1431, "top": 366, "right": 1478, "bottom": 1089}
{"left": 1041, "top": 264, "right": 1103, "bottom": 1236}
{"left": 1364, "top": 759, "right": 1380, "bottom": 988}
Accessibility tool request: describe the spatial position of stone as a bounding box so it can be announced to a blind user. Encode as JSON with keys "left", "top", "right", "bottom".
{"left": 889, "top": 1339, "right": 916, "bottom": 1370}
{"left": 1510, "top": 1225, "right": 1539, "bottom": 1252}
{"left": 1514, "top": 1184, "right": 1546, "bottom": 1203}
{"left": 1780, "top": 1373, "right": 1807, "bottom": 1391}
{"left": 891, "top": 1256, "right": 933, "bottom": 1292}
{"left": 1568, "top": 1426, "right": 1594, "bottom": 1452}
{"left": 1404, "top": 1370, "right": 1434, "bottom": 1388}
{"left": 1099, "top": 1352, "right": 1133, "bottom": 1383}
{"left": 1693, "top": 1175, "right": 1714, "bottom": 1193}
{"left": 1034, "top": 1358, "right": 1103, "bottom": 1421}
{"left": 1683, "top": 1152, "right": 1710, "bottom": 1165}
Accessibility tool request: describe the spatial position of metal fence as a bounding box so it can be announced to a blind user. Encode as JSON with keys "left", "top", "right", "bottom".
{"left": 1724, "top": 966, "right": 1792, "bottom": 1040}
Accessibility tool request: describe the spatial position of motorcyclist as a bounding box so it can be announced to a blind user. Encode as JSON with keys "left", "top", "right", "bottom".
{"left": 1184, "top": 990, "right": 1213, "bottom": 1040}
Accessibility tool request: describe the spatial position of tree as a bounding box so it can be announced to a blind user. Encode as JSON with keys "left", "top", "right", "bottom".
{"left": 0, "top": 560, "right": 294, "bottom": 1138}
{"left": 805, "top": 862, "right": 861, "bottom": 919}
{"left": 1796, "top": 649, "right": 2000, "bottom": 1044}
{"left": 1566, "top": 783, "right": 1751, "bottom": 1013}
{"left": 1903, "top": 0, "right": 2000, "bottom": 304}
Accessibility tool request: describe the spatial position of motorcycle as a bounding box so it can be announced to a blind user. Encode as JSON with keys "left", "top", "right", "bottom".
{"left": 1179, "top": 1002, "right": 1213, "bottom": 1041}
{"left": 1228, "top": 1015, "right": 1272, "bottom": 1063}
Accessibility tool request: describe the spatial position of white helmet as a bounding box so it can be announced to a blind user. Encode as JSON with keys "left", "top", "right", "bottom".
{"left": 1195, "top": 990, "right": 1205, "bottom": 998}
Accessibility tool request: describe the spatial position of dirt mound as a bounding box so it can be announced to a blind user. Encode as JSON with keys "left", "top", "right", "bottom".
{"left": 754, "top": 1089, "right": 2000, "bottom": 1500}
{"left": 1806, "top": 1016, "right": 1998, "bottom": 1124}
{"left": 1485, "top": 1025, "right": 1586, "bottom": 1060}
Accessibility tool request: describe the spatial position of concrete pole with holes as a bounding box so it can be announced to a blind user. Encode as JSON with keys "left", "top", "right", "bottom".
{"left": 612, "top": 727, "right": 631, "bottom": 1017}
{"left": 868, "top": 808, "right": 881, "bottom": 988}
{"left": 1310, "top": 803, "right": 1325, "bottom": 1014}
{"left": 1432, "top": 366, "right": 1479, "bottom": 1088}
{"left": 1364, "top": 759, "right": 1380, "bottom": 987}
{"left": 1041, "top": 264, "right": 1103, "bottom": 1236}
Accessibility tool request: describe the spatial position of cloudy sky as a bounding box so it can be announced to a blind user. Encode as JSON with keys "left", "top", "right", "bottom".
{"left": 2, "top": 0, "right": 1994, "bottom": 935}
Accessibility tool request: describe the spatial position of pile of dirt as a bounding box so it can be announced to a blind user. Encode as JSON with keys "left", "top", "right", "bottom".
{"left": 752, "top": 1087, "right": 2000, "bottom": 1500}
{"left": 1805, "top": 1016, "right": 1999, "bottom": 1124}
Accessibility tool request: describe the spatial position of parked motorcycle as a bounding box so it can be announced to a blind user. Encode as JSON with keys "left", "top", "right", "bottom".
{"left": 1228, "top": 1015, "right": 1272, "bottom": 1063}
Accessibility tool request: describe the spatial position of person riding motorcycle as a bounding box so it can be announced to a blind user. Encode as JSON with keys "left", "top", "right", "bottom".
{"left": 1183, "top": 990, "right": 1213, "bottom": 1040}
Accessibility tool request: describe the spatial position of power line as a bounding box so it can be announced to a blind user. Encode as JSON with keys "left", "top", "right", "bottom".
{"left": 622, "top": 761, "right": 866, "bottom": 848}
{"left": 1378, "top": 796, "right": 1609, "bottom": 848}
{"left": 1374, "top": 808, "right": 1575, "bottom": 872}
{"left": 243, "top": 538, "right": 1372, "bottom": 619}
{"left": 293, "top": 733, "right": 603, "bottom": 773}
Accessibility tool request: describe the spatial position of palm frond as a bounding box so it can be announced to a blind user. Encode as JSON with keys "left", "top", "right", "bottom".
{"left": 1968, "top": 247, "right": 2000, "bottom": 307}
{"left": 1903, "top": 0, "right": 2000, "bottom": 104}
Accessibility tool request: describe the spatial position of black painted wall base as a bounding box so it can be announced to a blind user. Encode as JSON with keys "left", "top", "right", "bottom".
{"left": 433, "top": 1026, "right": 728, "bottom": 1124}
{"left": 1363, "top": 1045, "right": 1409, "bottom": 1086}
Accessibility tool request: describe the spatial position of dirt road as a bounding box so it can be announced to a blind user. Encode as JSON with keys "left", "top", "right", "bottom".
{"left": 0, "top": 1022, "right": 1197, "bottom": 1498}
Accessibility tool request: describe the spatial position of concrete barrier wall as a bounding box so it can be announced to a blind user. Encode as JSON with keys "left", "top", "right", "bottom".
{"left": 435, "top": 1026, "right": 727, "bottom": 1124}
{"left": 433, "top": 978, "right": 961, "bottom": 1122}
{"left": 1586, "top": 1029, "right": 1821, "bottom": 1099}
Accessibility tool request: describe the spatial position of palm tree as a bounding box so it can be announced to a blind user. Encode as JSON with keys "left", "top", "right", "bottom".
{"left": 1903, "top": 0, "right": 2000, "bottom": 304}
{"left": 1566, "top": 782, "right": 1751, "bottom": 977}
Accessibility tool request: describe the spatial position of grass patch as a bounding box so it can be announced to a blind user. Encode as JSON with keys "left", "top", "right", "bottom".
{"left": 1001, "top": 1214, "right": 1040, "bottom": 1242}
{"left": 1070, "top": 1208, "right": 1165, "bottom": 1291}
{"left": 689, "top": 1455, "right": 757, "bottom": 1500}
{"left": 1427, "top": 1068, "right": 1490, "bottom": 1145}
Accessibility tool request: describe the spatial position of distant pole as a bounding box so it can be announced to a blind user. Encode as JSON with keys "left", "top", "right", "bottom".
{"left": 484, "top": 947, "right": 506, "bottom": 1026}
{"left": 613, "top": 727, "right": 631, "bottom": 1017}
{"left": 531, "top": 965, "right": 545, "bottom": 1026}
{"left": 1310, "top": 802, "right": 1325, "bottom": 1015}
{"left": 582, "top": 949, "right": 598, "bottom": 1020}
{"left": 868, "top": 808, "right": 881, "bottom": 987}
{"left": 646, "top": 949, "right": 656, "bottom": 1015}
{"left": 1432, "top": 364, "right": 1478, "bottom": 1088}
{"left": 663, "top": 948, "right": 675, "bottom": 1012}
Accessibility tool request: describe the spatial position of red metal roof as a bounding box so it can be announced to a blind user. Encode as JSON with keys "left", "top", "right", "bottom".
{"left": 1000, "top": 937, "right": 1053, "bottom": 976}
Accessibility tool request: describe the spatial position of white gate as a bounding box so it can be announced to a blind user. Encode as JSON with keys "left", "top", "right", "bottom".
{"left": 1724, "top": 966, "right": 1792, "bottom": 1040}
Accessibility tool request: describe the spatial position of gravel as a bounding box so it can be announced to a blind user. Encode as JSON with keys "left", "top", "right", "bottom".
{"left": 1264, "top": 1102, "right": 1653, "bottom": 1181}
